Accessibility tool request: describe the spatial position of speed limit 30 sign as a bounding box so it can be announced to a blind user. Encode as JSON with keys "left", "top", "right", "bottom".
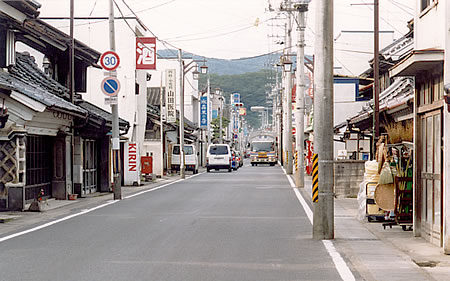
{"left": 100, "top": 51, "right": 120, "bottom": 71}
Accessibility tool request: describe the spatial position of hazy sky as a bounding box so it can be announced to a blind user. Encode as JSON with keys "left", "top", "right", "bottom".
{"left": 36, "top": 0, "right": 416, "bottom": 59}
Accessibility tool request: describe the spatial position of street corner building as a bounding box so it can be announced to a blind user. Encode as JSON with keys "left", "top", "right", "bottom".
{"left": 0, "top": 1, "right": 129, "bottom": 211}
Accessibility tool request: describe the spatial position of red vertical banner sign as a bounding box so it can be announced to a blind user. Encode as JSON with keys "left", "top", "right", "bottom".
{"left": 136, "top": 37, "right": 156, "bottom": 70}
{"left": 292, "top": 84, "right": 296, "bottom": 103}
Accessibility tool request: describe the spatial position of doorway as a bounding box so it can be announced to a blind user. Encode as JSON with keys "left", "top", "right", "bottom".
{"left": 419, "top": 109, "right": 443, "bottom": 246}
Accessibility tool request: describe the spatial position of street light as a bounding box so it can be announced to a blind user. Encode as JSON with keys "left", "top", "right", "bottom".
{"left": 192, "top": 66, "right": 200, "bottom": 80}
{"left": 178, "top": 50, "right": 208, "bottom": 179}
{"left": 200, "top": 64, "right": 208, "bottom": 74}
{"left": 283, "top": 57, "right": 293, "bottom": 72}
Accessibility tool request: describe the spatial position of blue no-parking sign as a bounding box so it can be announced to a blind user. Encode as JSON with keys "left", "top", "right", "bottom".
{"left": 101, "top": 77, "right": 121, "bottom": 97}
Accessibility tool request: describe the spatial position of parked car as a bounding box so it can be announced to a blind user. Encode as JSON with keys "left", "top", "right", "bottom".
{"left": 206, "top": 144, "right": 232, "bottom": 172}
{"left": 236, "top": 151, "right": 244, "bottom": 167}
{"left": 231, "top": 150, "right": 238, "bottom": 171}
{"left": 171, "top": 144, "right": 199, "bottom": 174}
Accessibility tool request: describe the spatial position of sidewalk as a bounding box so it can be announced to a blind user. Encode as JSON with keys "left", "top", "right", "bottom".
{"left": 0, "top": 172, "right": 187, "bottom": 238}
{"left": 300, "top": 175, "right": 450, "bottom": 281}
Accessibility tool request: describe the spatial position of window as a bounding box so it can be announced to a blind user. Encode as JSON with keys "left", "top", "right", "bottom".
{"left": 421, "top": 0, "right": 430, "bottom": 11}
{"left": 251, "top": 142, "right": 274, "bottom": 152}
{"left": 209, "top": 145, "right": 229, "bottom": 155}
{"left": 421, "top": 0, "right": 437, "bottom": 12}
{"left": 25, "top": 135, "right": 52, "bottom": 202}
{"left": 173, "top": 145, "right": 194, "bottom": 155}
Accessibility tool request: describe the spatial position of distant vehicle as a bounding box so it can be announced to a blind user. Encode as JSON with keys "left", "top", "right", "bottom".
{"left": 207, "top": 144, "right": 232, "bottom": 172}
{"left": 250, "top": 135, "right": 277, "bottom": 166}
{"left": 171, "top": 144, "right": 199, "bottom": 174}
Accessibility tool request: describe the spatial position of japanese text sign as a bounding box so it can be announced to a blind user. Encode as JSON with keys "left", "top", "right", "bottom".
{"left": 200, "top": 96, "right": 208, "bottom": 128}
{"left": 232, "top": 93, "right": 240, "bottom": 104}
{"left": 136, "top": 37, "right": 156, "bottom": 70}
{"left": 165, "top": 69, "right": 176, "bottom": 123}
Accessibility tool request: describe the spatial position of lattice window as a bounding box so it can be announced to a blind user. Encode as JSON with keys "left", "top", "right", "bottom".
{"left": 83, "top": 139, "right": 97, "bottom": 194}
{"left": 0, "top": 140, "right": 17, "bottom": 185}
{"left": 25, "top": 135, "right": 52, "bottom": 202}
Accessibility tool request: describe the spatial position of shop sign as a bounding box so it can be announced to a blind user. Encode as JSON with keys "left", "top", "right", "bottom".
{"left": 136, "top": 37, "right": 156, "bottom": 70}
{"left": 165, "top": 69, "right": 176, "bottom": 123}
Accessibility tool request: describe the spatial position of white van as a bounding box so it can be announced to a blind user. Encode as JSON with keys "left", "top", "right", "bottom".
{"left": 171, "top": 144, "right": 199, "bottom": 174}
{"left": 206, "top": 144, "right": 232, "bottom": 172}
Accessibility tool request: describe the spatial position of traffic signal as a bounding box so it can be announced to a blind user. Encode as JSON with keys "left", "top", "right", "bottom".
{"left": 234, "top": 103, "right": 243, "bottom": 107}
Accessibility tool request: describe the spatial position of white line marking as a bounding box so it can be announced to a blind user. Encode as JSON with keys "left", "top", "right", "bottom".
{"left": 0, "top": 200, "right": 118, "bottom": 243}
{"left": 1, "top": 173, "right": 205, "bottom": 243}
{"left": 322, "top": 240, "right": 356, "bottom": 281}
{"left": 123, "top": 179, "right": 184, "bottom": 199}
{"left": 281, "top": 167, "right": 355, "bottom": 281}
{"left": 293, "top": 188, "right": 313, "bottom": 223}
{"left": 124, "top": 172, "right": 205, "bottom": 199}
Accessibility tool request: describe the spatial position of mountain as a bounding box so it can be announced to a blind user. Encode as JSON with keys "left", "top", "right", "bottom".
{"left": 199, "top": 71, "right": 274, "bottom": 129}
{"left": 158, "top": 49, "right": 278, "bottom": 75}
{"left": 158, "top": 49, "right": 313, "bottom": 76}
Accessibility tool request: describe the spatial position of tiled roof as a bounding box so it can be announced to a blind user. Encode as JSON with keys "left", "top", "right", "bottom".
{"left": 77, "top": 100, "right": 129, "bottom": 129}
{"left": 0, "top": 52, "right": 86, "bottom": 115}
{"left": 348, "top": 77, "right": 414, "bottom": 125}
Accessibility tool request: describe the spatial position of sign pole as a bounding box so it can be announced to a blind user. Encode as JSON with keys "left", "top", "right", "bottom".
{"left": 109, "top": 0, "right": 121, "bottom": 200}
{"left": 178, "top": 49, "right": 186, "bottom": 179}
{"left": 160, "top": 75, "right": 164, "bottom": 178}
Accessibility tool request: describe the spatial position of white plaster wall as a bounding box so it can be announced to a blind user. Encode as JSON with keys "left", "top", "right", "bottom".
{"left": 333, "top": 81, "right": 366, "bottom": 159}
{"left": 333, "top": 82, "right": 366, "bottom": 126}
{"left": 415, "top": 1, "right": 445, "bottom": 50}
{"left": 142, "top": 141, "right": 162, "bottom": 177}
{"left": 45, "top": 19, "right": 150, "bottom": 148}
{"left": 147, "top": 58, "right": 199, "bottom": 124}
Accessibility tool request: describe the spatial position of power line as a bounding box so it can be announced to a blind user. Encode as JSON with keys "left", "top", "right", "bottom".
{"left": 388, "top": 0, "right": 414, "bottom": 16}
{"left": 133, "top": 0, "right": 177, "bottom": 14}
{"left": 359, "top": 0, "right": 403, "bottom": 34}
{"left": 230, "top": 47, "right": 289, "bottom": 61}
{"left": 170, "top": 21, "right": 269, "bottom": 43}
{"left": 162, "top": 16, "right": 260, "bottom": 41}
{"left": 118, "top": 0, "right": 179, "bottom": 57}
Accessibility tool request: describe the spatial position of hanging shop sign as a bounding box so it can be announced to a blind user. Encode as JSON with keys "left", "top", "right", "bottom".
{"left": 200, "top": 96, "right": 208, "bottom": 128}
{"left": 136, "top": 37, "right": 156, "bottom": 70}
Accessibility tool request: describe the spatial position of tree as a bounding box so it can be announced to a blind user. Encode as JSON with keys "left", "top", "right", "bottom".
{"left": 211, "top": 117, "right": 230, "bottom": 142}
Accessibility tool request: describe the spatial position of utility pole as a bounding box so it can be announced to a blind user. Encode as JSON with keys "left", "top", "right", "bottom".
{"left": 207, "top": 76, "right": 211, "bottom": 147}
{"left": 219, "top": 94, "right": 223, "bottom": 144}
{"left": 373, "top": 0, "right": 380, "bottom": 156}
{"left": 69, "top": 0, "right": 75, "bottom": 199}
{"left": 160, "top": 75, "right": 164, "bottom": 177}
{"left": 69, "top": 0, "right": 74, "bottom": 104}
{"left": 313, "top": 0, "right": 334, "bottom": 240}
{"left": 109, "top": 0, "right": 121, "bottom": 200}
{"left": 285, "top": 1, "right": 293, "bottom": 175}
{"left": 178, "top": 49, "right": 186, "bottom": 179}
{"left": 294, "top": 1, "right": 310, "bottom": 188}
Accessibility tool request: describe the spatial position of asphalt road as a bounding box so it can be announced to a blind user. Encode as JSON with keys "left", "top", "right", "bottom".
{"left": 0, "top": 162, "right": 345, "bottom": 281}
